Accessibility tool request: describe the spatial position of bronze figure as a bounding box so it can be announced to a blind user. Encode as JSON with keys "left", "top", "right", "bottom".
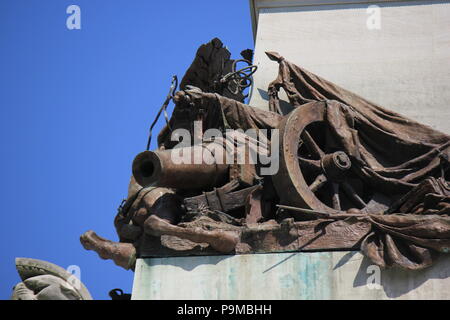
{"left": 81, "top": 38, "right": 450, "bottom": 272}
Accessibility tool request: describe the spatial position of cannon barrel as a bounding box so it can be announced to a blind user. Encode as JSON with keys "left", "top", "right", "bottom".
{"left": 132, "top": 144, "right": 229, "bottom": 190}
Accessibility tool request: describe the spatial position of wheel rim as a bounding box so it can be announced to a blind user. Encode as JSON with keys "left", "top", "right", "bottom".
{"left": 273, "top": 102, "right": 380, "bottom": 214}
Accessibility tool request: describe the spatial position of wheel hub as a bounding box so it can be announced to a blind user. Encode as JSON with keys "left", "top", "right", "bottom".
{"left": 321, "top": 151, "right": 351, "bottom": 181}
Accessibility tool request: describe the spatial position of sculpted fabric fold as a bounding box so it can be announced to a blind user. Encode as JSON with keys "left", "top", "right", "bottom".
{"left": 267, "top": 51, "right": 450, "bottom": 194}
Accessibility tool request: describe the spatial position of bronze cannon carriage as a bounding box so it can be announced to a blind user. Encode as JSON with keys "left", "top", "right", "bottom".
{"left": 132, "top": 100, "right": 394, "bottom": 216}
{"left": 81, "top": 38, "right": 450, "bottom": 272}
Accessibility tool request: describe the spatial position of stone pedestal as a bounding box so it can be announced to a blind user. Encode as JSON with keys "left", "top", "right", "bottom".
{"left": 132, "top": 251, "right": 450, "bottom": 299}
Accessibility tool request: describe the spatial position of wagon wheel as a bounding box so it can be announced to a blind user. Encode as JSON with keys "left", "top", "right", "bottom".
{"left": 273, "top": 102, "right": 385, "bottom": 215}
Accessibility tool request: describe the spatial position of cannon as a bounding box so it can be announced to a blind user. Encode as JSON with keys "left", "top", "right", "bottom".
{"left": 132, "top": 142, "right": 230, "bottom": 190}
{"left": 133, "top": 103, "right": 392, "bottom": 214}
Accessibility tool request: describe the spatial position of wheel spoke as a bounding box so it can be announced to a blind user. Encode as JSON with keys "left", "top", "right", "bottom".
{"left": 298, "top": 157, "right": 321, "bottom": 172}
{"left": 301, "top": 130, "right": 325, "bottom": 159}
{"left": 309, "top": 174, "right": 327, "bottom": 193}
{"left": 342, "top": 182, "right": 366, "bottom": 209}
{"left": 331, "top": 183, "right": 341, "bottom": 210}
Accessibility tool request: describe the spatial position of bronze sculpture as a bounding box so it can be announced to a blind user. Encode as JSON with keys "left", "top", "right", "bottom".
{"left": 81, "top": 38, "right": 450, "bottom": 272}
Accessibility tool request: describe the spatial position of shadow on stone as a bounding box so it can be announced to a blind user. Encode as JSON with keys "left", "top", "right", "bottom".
{"left": 333, "top": 250, "right": 359, "bottom": 270}
{"left": 352, "top": 254, "right": 450, "bottom": 299}
{"left": 263, "top": 252, "right": 299, "bottom": 273}
{"left": 256, "top": 88, "right": 294, "bottom": 114}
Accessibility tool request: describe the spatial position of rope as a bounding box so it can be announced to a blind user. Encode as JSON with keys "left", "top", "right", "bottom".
{"left": 146, "top": 75, "right": 178, "bottom": 150}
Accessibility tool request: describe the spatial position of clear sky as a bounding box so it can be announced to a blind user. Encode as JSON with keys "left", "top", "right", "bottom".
{"left": 0, "top": 0, "right": 254, "bottom": 299}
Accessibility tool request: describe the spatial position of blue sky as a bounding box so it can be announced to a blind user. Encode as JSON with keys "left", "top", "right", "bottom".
{"left": 0, "top": 0, "right": 254, "bottom": 299}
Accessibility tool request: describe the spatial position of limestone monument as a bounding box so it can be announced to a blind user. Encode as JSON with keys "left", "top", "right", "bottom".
{"left": 80, "top": 0, "right": 450, "bottom": 299}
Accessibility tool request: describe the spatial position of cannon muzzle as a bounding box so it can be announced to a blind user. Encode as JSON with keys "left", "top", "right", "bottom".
{"left": 132, "top": 144, "right": 229, "bottom": 190}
